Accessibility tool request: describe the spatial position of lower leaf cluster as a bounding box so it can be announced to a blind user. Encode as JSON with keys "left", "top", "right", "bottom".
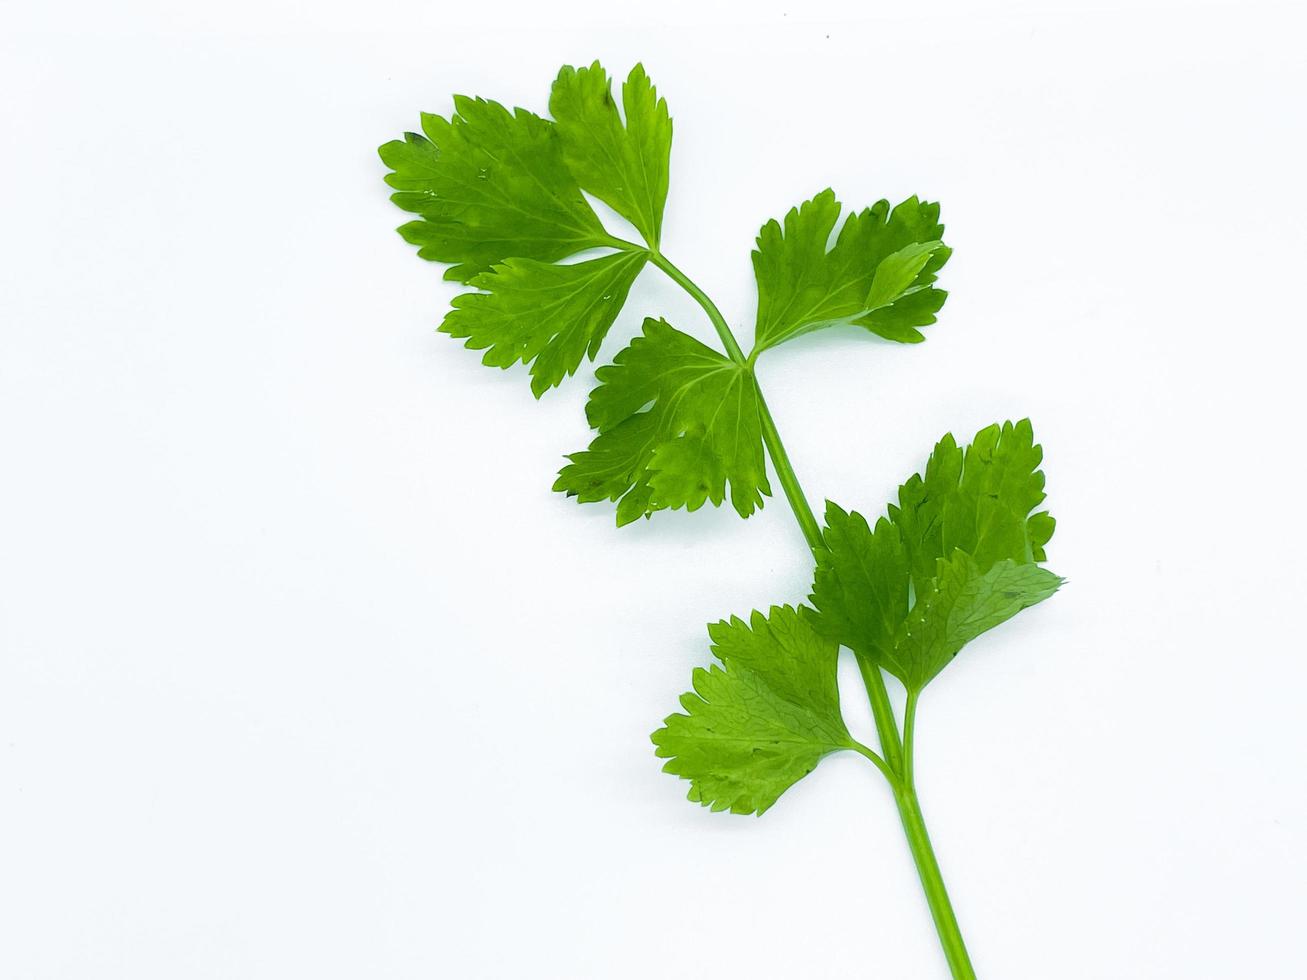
{"left": 652, "top": 421, "right": 1063, "bottom": 815}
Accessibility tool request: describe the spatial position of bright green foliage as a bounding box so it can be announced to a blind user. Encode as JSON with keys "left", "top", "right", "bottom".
{"left": 379, "top": 98, "right": 607, "bottom": 283}
{"left": 378, "top": 129, "right": 441, "bottom": 204}
{"left": 386, "top": 62, "right": 1064, "bottom": 974}
{"left": 809, "top": 503, "right": 909, "bottom": 666}
{"left": 751, "top": 190, "right": 951, "bottom": 354}
{"left": 441, "top": 251, "right": 648, "bottom": 397}
{"left": 891, "top": 420, "right": 1054, "bottom": 593}
{"left": 380, "top": 74, "right": 665, "bottom": 395}
{"left": 379, "top": 65, "right": 955, "bottom": 526}
{"left": 811, "top": 420, "right": 1061, "bottom": 692}
{"left": 886, "top": 553, "right": 1062, "bottom": 690}
{"left": 651, "top": 605, "right": 854, "bottom": 815}
{"left": 554, "top": 318, "right": 771, "bottom": 524}
{"left": 550, "top": 63, "right": 673, "bottom": 248}
{"left": 651, "top": 420, "right": 1061, "bottom": 823}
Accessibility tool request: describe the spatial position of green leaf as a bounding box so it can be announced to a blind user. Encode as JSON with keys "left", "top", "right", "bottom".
{"left": 810, "top": 502, "right": 908, "bottom": 666}
{"left": 1029, "top": 511, "right": 1057, "bottom": 562}
{"left": 550, "top": 62, "right": 673, "bottom": 248}
{"left": 882, "top": 431, "right": 961, "bottom": 596}
{"left": 891, "top": 419, "right": 1050, "bottom": 592}
{"left": 751, "top": 190, "right": 950, "bottom": 354}
{"left": 865, "top": 240, "right": 949, "bottom": 311}
{"left": 379, "top": 97, "right": 608, "bottom": 283}
{"left": 440, "top": 250, "right": 648, "bottom": 397}
{"left": 554, "top": 318, "right": 771, "bottom": 524}
{"left": 810, "top": 420, "right": 1060, "bottom": 691}
{"left": 651, "top": 605, "right": 854, "bottom": 815}
{"left": 378, "top": 130, "right": 441, "bottom": 207}
{"left": 885, "top": 553, "right": 1063, "bottom": 690}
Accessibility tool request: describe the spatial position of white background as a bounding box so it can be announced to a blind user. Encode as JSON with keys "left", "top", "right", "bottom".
{"left": 3, "top": 1, "right": 1305, "bottom": 977}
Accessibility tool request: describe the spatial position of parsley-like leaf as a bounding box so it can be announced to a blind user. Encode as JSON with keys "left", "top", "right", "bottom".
{"left": 809, "top": 503, "right": 909, "bottom": 667}
{"left": 651, "top": 605, "right": 853, "bottom": 815}
{"left": 440, "top": 250, "right": 648, "bottom": 397}
{"left": 811, "top": 420, "right": 1061, "bottom": 692}
{"left": 890, "top": 420, "right": 1053, "bottom": 593}
{"left": 550, "top": 62, "right": 673, "bottom": 249}
{"left": 886, "top": 553, "right": 1062, "bottom": 690}
{"left": 379, "top": 98, "right": 608, "bottom": 283}
{"left": 751, "top": 190, "right": 950, "bottom": 354}
{"left": 554, "top": 318, "right": 771, "bottom": 524}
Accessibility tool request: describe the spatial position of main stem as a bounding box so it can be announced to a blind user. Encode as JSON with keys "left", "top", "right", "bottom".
{"left": 896, "top": 780, "right": 975, "bottom": 979}
{"left": 898, "top": 692, "right": 975, "bottom": 979}
{"left": 647, "top": 247, "right": 977, "bottom": 980}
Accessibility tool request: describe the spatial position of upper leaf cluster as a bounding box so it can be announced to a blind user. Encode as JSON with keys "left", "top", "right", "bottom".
{"left": 379, "top": 62, "right": 670, "bottom": 398}
{"left": 380, "top": 61, "right": 951, "bottom": 528}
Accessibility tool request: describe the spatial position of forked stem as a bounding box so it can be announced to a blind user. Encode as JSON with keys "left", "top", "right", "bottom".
{"left": 645, "top": 247, "right": 977, "bottom": 980}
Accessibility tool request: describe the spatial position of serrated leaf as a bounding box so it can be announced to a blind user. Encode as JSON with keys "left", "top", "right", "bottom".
{"left": 811, "top": 420, "right": 1061, "bottom": 692}
{"left": 1029, "top": 511, "right": 1057, "bottom": 562}
{"left": 751, "top": 190, "right": 950, "bottom": 354}
{"left": 885, "top": 553, "right": 1063, "bottom": 690}
{"left": 810, "top": 502, "right": 908, "bottom": 665}
{"left": 440, "top": 250, "right": 648, "bottom": 396}
{"left": 891, "top": 419, "right": 1050, "bottom": 592}
{"left": 865, "top": 240, "right": 948, "bottom": 311}
{"left": 379, "top": 97, "right": 608, "bottom": 283}
{"left": 378, "top": 130, "right": 440, "bottom": 208}
{"left": 652, "top": 605, "right": 853, "bottom": 816}
{"left": 554, "top": 318, "right": 771, "bottom": 524}
{"left": 550, "top": 62, "right": 672, "bottom": 248}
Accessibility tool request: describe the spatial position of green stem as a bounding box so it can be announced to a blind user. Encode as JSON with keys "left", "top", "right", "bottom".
{"left": 851, "top": 739, "right": 900, "bottom": 788}
{"left": 903, "top": 689, "right": 919, "bottom": 787}
{"left": 756, "top": 394, "right": 826, "bottom": 551}
{"left": 857, "top": 652, "right": 905, "bottom": 776}
{"left": 646, "top": 247, "right": 976, "bottom": 980}
{"left": 894, "top": 688, "right": 971, "bottom": 975}
{"left": 645, "top": 249, "right": 747, "bottom": 362}
{"left": 895, "top": 783, "right": 976, "bottom": 979}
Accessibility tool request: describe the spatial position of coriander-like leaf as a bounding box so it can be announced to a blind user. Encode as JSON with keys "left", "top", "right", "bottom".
{"left": 885, "top": 553, "right": 1063, "bottom": 690}
{"left": 440, "top": 250, "right": 648, "bottom": 397}
{"left": 891, "top": 419, "right": 1051, "bottom": 593}
{"left": 379, "top": 98, "right": 608, "bottom": 283}
{"left": 751, "top": 190, "right": 950, "bottom": 354}
{"left": 651, "top": 605, "right": 854, "bottom": 815}
{"left": 810, "top": 420, "right": 1061, "bottom": 692}
{"left": 550, "top": 62, "right": 672, "bottom": 249}
{"left": 810, "top": 502, "right": 908, "bottom": 666}
{"left": 554, "top": 318, "right": 771, "bottom": 525}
